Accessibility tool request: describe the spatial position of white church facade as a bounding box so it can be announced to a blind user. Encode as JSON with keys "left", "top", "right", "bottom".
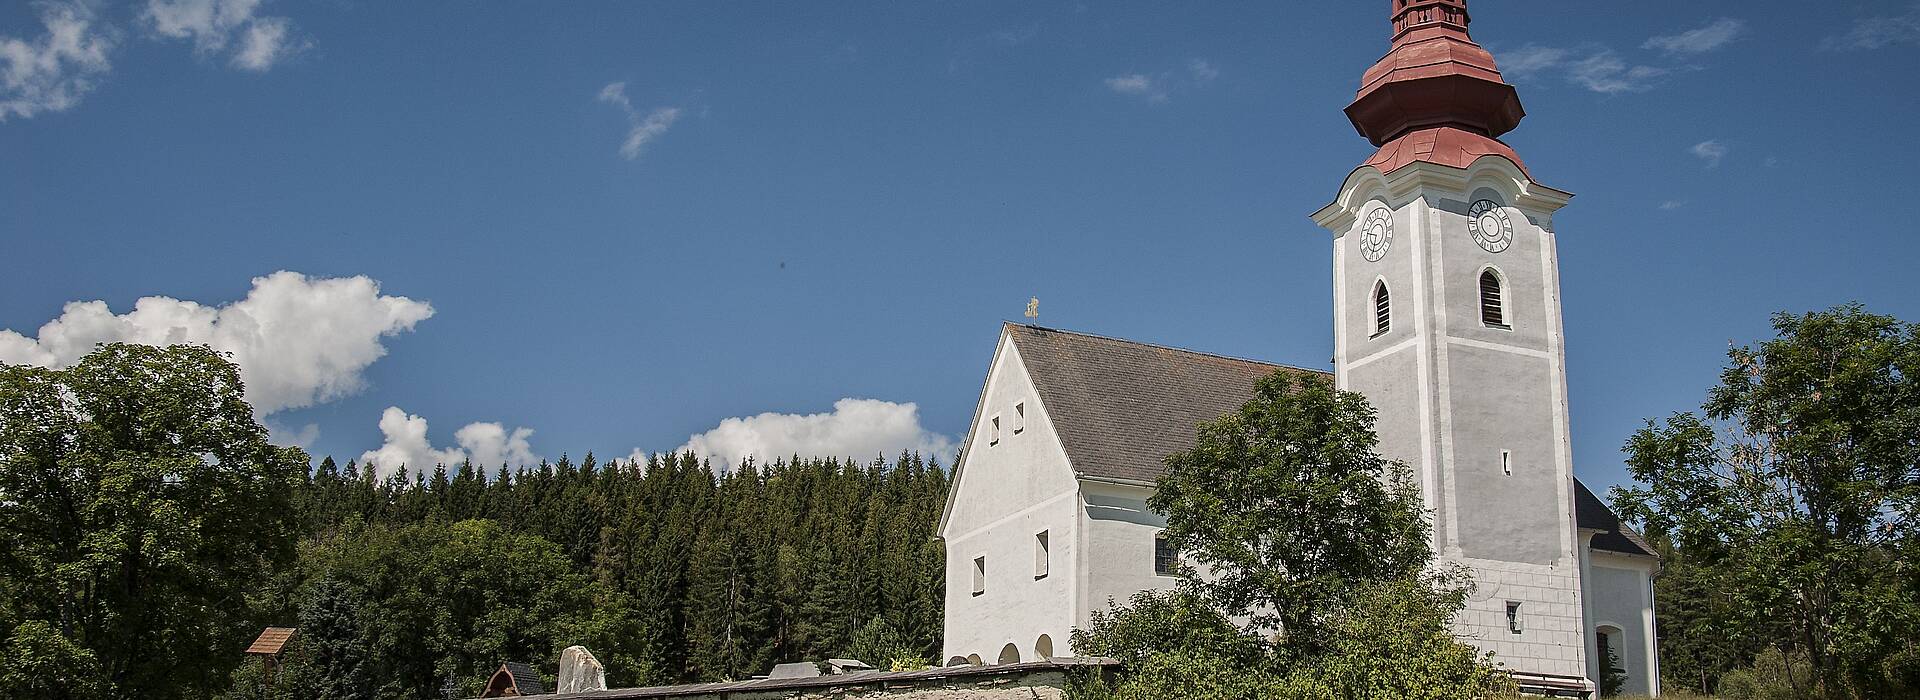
{"left": 938, "top": 1, "right": 1660, "bottom": 696}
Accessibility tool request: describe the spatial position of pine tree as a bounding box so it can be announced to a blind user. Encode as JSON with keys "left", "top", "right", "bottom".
{"left": 294, "top": 578, "right": 371, "bottom": 700}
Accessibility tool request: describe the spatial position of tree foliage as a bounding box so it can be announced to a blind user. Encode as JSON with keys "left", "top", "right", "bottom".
{"left": 1151, "top": 371, "right": 1430, "bottom": 651}
{"left": 0, "top": 344, "right": 307, "bottom": 699}
{"left": 1612, "top": 304, "right": 1920, "bottom": 698}
{"left": 2, "top": 343, "right": 951, "bottom": 698}
{"left": 256, "top": 450, "right": 949, "bottom": 698}
{"left": 1074, "top": 371, "right": 1511, "bottom": 700}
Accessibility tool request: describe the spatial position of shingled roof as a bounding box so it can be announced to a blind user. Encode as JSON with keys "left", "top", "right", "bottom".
{"left": 1575, "top": 480, "right": 1657, "bottom": 558}
{"left": 1006, "top": 324, "right": 1324, "bottom": 484}
{"left": 244, "top": 627, "right": 295, "bottom": 656}
{"left": 1003, "top": 323, "right": 1653, "bottom": 558}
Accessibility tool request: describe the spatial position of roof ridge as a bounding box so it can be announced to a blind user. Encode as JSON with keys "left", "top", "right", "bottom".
{"left": 1003, "top": 321, "right": 1330, "bottom": 376}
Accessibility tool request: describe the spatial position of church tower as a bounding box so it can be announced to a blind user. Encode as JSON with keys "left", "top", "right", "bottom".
{"left": 1312, "top": 1, "right": 1589, "bottom": 681}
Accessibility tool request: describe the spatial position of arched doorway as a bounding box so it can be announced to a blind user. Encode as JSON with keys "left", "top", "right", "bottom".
{"left": 947, "top": 656, "right": 969, "bottom": 667}
{"left": 966, "top": 653, "right": 983, "bottom": 667}
{"left": 997, "top": 643, "right": 1021, "bottom": 665}
{"left": 1034, "top": 634, "right": 1054, "bottom": 660}
{"left": 1596, "top": 624, "right": 1627, "bottom": 694}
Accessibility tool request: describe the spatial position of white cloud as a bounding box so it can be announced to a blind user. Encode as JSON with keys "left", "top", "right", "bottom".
{"left": 0, "top": 2, "right": 115, "bottom": 121}
{"left": 1659, "top": 200, "right": 1686, "bottom": 211}
{"left": 143, "top": 0, "right": 303, "bottom": 71}
{"left": 1187, "top": 58, "right": 1218, "bottom": 83}
{"left": 232, "top": 16, "right": 292, "bottom": 72}
{"left": 632, "top": 398, "right": 956, "bottom": 470}
{"left": 0, "top": 271, "right": 433, "bottom": 414}
{"left": 1497, "top": 45, "right": 1665, "bottom": 94}
{"left": 1690, "top": 140, "right": 1729, "bottom": 167}
{"left": 455, "top": 421, "right": 540, "bottom": 472}
{"left": 1105, "top": 73, "right": 1166, "bottom": 102}
{"left": 1497, "top": 45, "right": 1569, "bottom": 79}
{"left": 597, "top": 81, "right": 682, "bottom": 160}
{"left": 1823, "top": 4, "right": 1920, "bottom": 50}
{"left": 1566, "top": 50, "right": 1666, "bottom": 94}
{"left": 360, "top": 407, "right": 542, "bottom": 478}
{"left": 1644, "top": 18, "right": 1747, "bottom": 55}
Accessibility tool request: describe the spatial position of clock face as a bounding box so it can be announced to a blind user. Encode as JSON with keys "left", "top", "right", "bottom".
{"left": 1360, "top": 208, "right": 1394, "bottom": 263}
{"left": 1467, "top": 200, "right": 1513, "bottom": 253}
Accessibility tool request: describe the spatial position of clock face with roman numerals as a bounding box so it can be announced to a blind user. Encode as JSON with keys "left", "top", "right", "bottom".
{"left": 1468, "top": 199, "right": 1513, "bottom": 253}
{"left": 1360, "top": 208, "right": 1394, "bottom": 263}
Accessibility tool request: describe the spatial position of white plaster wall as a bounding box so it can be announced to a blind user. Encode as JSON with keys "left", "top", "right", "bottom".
{"left": 1077, "top": 482, "right": 1177, "bottom": 630}
{"left": 941, "top": 335, "right": 1083, "bottom": 665}
{"left": 1588, "top": 553, "right": 1659, "bottom": 697}
{"left": 1319, "top": 161, "right": 1588, "bottom": 681}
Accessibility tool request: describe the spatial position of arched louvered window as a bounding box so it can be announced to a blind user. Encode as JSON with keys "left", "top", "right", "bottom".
{"left": 1480, "top": 269, "right": 1507, "bottom": 328}
{"left": 1372, "top": 281, "right": 1391, "bottom": 337}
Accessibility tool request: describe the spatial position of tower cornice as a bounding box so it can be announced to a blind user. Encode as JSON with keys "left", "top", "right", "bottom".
{"left": 1311, "top": 155, "right": 1572, "bottom": 233}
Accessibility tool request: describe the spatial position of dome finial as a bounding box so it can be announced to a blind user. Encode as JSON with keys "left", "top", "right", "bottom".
{"left": 1345, "top": 0, "right": 1522, "bottom": 148}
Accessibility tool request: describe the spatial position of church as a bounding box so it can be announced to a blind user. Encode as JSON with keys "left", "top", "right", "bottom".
{"left": 937, "top": 2, "right": 1661, "bottom": 697}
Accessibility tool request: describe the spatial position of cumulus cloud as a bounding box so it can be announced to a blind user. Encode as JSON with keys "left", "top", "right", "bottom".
{"left": 143, "top": 0, "right": 304, "bottom": 71}
{"left": 1823, "top": 4, "right": 1920, "bottom": 50}
{"left": 0, "top": 271, "right": 433, "bottom": 414}
{"left": 0, "top": 1, "right": 115, "bottom": 121}
{"left": 1644, "top": 18, "right": 1747, "bottom": 55}
{"left": 631, "top": 398, "right": 956, "bottom": 471}
{"left": 359, "top": 407, "right": 542, "bottom": 478}
{"left": 597, "top": 81, "right": 682, "bottom": 160}
{"left": 1690, "top": 140, "right": 1729, "bottom": 168}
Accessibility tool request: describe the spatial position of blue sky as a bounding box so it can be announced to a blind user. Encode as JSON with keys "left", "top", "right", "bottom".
{"left": 4, "top": 1, "right": 1919, "bottom": 499}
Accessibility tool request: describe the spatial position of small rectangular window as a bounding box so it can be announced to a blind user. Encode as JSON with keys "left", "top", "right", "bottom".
{"left": 1506, "top": 601, "right": 1524, "bottom": 634}
{"left": 990, "top": 415, "right": 1001, "bottom": 446}
{"left": 1014, "top": 403, "right": 1025, "bottom": 434}
{"left": 1034, "top": 531, "right": 1049, "bottom": 579}
{"left": 1501, "top": 450, "right": 1512, "bottom": 476}
{"left": 973, "top": 556, "right": 987, "bottom": 596}
{"left": 1154, "top": 534, "right": 1178, "bottom": 576}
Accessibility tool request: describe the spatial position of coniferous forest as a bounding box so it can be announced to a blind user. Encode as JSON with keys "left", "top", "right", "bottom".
{"left": 0, "top": 346, "right": 950, "bottom": 700}
{"left": 256, "top": 451, "right": 952, "bottom": 698}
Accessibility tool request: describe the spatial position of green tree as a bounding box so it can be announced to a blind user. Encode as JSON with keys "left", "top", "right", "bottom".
{"left": 1073, "top": 371, "right": 1509, "bottom": 700}
{"left": 295, "top": 577, "right": 372, "bottom": 700}
{"left": 1612, "top": 305, "right": 1920, "bottom": 698}
{"left": 0, "top": 344, "right": 306, "bottom": 699}
{"left": 0, "top": 620, "right": 109, "bottom": 698}
{"left": 1273, "top": 575, "right": 1515, "bottom": 700}
{"left": 1150, "top": 371, "right": 1430, "bottom": 651}
{"left": 290, "top": 519, "right": 646, "bottom": 699}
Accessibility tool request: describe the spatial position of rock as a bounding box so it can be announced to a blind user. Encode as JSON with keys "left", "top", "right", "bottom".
{"left": 555, "top": 645, "right": 607, "bottom": 693}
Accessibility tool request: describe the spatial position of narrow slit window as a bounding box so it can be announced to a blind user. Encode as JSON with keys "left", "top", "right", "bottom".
{"left": 973, "top": 556, "right": 986, "bottom": 596}
{"left": 1154, "top": 533, "right": 1178, "bottom": 576}
{"left": 1035, "top": 531, "right": 1050, "bottom": 579}
{"left": 1501, "top": 450, "right": 1512, "bottom": 476}
{"left": 1014, "top": 403, "right": 1025, "bottom": 434}
{"left": 1480, "top": 269, "right": 1507, "bottom": 328}
{"left": 1506, "top": 601, "right": 1524, "bottom": 634}
{"left": 1372, "top": 281, "right": 1392, "bottom": 337}
{"left": 990, "top": 415, "right": 1000, "bottom": 446}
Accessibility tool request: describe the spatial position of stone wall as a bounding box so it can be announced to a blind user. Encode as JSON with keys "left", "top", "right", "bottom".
{"left": 509, "top": 658, "right": 1113, "bottom": 700}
